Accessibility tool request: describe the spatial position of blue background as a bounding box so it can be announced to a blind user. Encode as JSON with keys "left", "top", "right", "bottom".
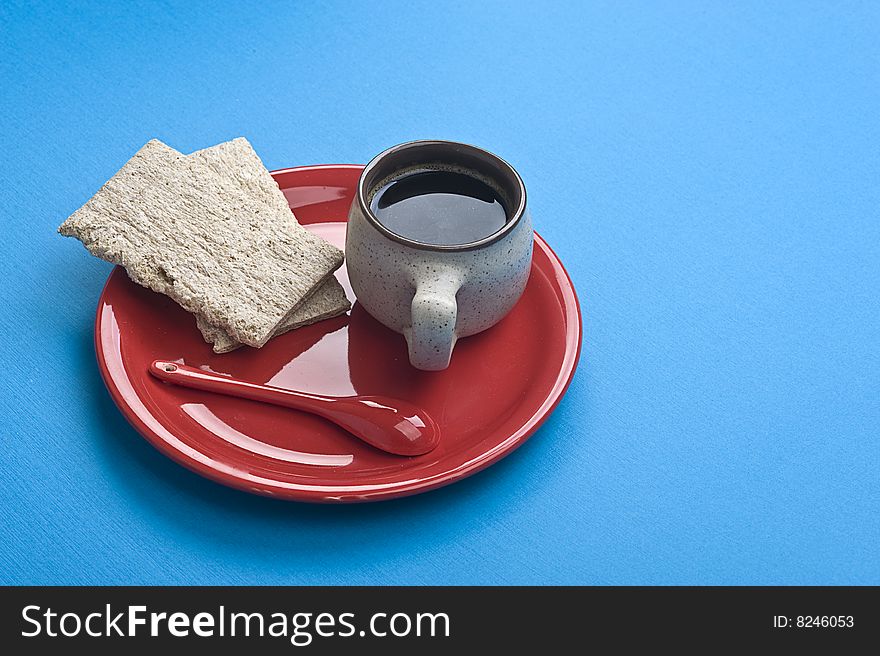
{"left": 1, "top": 0, "right": 878, "bottom": 585}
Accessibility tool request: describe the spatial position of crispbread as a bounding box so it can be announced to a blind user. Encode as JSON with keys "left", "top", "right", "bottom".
{"left": 197, "top": 275, "right": 351, "bottom": 353}
{"left": 58, "top": 139, "right": 344, "bottom": 347}
{"left": 186, "top": 139, "right": 350, "bottom": 351}
{"left": 189, "top": 137, "right": 294, "bottom": 217}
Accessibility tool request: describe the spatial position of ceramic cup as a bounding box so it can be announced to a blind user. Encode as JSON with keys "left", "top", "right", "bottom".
{"left": 346, "top": 140, "right": 533, "bottom": 371}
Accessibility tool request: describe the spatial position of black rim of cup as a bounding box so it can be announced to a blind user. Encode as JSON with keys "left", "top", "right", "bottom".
{"left": 357, "top": 140, "right": 527, "bottom": 252}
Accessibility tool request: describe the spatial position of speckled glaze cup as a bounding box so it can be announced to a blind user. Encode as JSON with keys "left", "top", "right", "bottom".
{"left": 346, "top": 140, "right": 533, "bottom": 371}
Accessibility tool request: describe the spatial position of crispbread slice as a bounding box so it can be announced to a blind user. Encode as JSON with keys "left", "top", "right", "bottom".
{"left": 186, "top": 138, "right": 350, "bottom": 352}
{"left": 59, "top": 139, "right": 344, "bottom": 347}
{"left": 189, "top": 137, "right": 294, "bottom": 218}
{"left": 197, "top": 276, "right": 351, "bottom": 353}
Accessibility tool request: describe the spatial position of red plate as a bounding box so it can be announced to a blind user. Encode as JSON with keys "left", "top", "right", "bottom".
{"left": 95, "top": 164, "right": 581, "bottom": 502}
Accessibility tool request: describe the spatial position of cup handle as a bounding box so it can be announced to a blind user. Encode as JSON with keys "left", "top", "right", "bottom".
{"left": 407, "top": 276, "right": 461, "bottom": 371}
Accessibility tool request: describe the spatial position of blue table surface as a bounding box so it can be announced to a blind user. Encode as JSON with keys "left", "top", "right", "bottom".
{"left": 2, "top": 1, "right": 878, "bottom": 585}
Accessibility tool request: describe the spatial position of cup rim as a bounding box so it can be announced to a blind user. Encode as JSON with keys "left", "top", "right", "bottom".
{"left": 356, "top": 140, "right": 528, "bottom": 252}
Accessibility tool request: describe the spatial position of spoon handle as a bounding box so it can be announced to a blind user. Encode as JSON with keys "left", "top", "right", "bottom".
{"left": 149, "top": 360, "right": 327, "bottom": 411}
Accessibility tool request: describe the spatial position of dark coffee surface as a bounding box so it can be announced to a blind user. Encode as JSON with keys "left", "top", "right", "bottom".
{"left": 370, "top": 170, "right": 507, "bottom": 246}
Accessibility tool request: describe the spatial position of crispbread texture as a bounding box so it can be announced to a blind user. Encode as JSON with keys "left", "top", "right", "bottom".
{"left": 58, "top": 139, "right": 344, "bottom": 347}
{"left": 186, "top": 139, "right": 350, "bottom": 351}
{"left": 197, "top": 276, "right": 351, "bottom": 353}
{"left": 190, "top": 137, "right": 294, "bottom": 218}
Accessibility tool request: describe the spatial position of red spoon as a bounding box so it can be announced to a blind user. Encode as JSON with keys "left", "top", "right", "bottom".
{"left": 148, "top": 360, "right": 440, "bottom": 456}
